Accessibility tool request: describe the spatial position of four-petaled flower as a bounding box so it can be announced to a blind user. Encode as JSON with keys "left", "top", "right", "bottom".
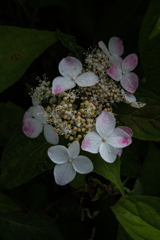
{"left": 121, "top": 89, "right": 146, "bottom": 108}
{"left": 47, "top": 141, "right": 93, "bottom": 185}
{"left": 52, "top": 56, "right": 99, "bottom": 94}
{"left": 107, "top": 54, "right": 138, "bottom": 93}
{"left": 81, "top": 111, "right": 132, "bottom": 163}
{"left": 22, "top": 105, "right": 59, "bottom": 145}
{"left": 98, "top": 37, "right": 124, "bottom": 64}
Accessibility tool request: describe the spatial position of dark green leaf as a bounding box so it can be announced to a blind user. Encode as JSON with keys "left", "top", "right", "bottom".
{"left": 0, "top": 127, "right": 54, "bottom": 190}
{"left": 111, "top": 195, "right": 160, "bottom": 240}
{"left": 0, "top": 26, "right": 58, "bottom": 93}
{"left": 116, "top": 89, "right": 160, "bottom": 141}
{"left": 0, "top": 212, "right": 63, "bottom": 240}
{"left": 149, "top": 15, "right": 160, "bottom": 39}
{"left": 0, "top": 193, "right": 20, "bottom": 213}
{"left": 140, "top": 142, "right": 160, "bottom": 197}
{"left": 139, "top": 0, "right": 160, "bottom": 93}
{"left": 128, "top": 179, "right": 143, "bottom": 196}
{"left": 69, "top": 173, "right": 85, "bottom": 189}
{"left": 117, "top": 224, "right": 133, "bottom": 240}
{"left": 0, "top": 102, "right": 24, "bottom": 146}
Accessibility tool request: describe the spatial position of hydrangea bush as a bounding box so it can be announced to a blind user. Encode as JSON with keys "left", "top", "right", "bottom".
{"left": 22, "top": 37, "right": 145, "bottom": 185}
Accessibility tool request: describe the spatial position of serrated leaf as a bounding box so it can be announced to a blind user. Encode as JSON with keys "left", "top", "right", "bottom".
{"left": 139, "top": 0, "right": 160, "bottom": 93}
{"left": 81, "top": 150, "right": 125, "bottom": 196}
{"left": 111, "top": 195, "right": 160, "bottom": 240}
{"left": 116, "top": 89, "right": 160, "bottom": 141}
{"left": 140, "top": 142, "right": 160, "bottom": 197}
{"left": 0, "top": 102, "right": 24, "bottom": 146}
{"left": 0, "top": 193, "right": 20, "bottom": 213}
{"left": 0, "top": 212, "right": 63, "bottom": 240}
{"left": 0, "top": 26, "right": 58, "bottom": 93}
{"left": 149, "top": 15, "right": 160, "bottom": 39}
{"left": 0, "top": 127, "right": 54, "bottom": 190}
{"left": 117, "top": 224, "right": 133, "bottom": 240}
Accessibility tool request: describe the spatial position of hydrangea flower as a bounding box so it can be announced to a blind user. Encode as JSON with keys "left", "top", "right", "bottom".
{"left": 52, "top": 56, "right": 99, "bottom": 94}
{"left": 47, "top": 141, "right": 93, "bottom": 185}
{"left": 81, "top": 111, "right": 132, "bottom": 163}
{"left": 121, "top": 89, "right": 146, "bottom": 108}
{"left": 107, "top": 54, "right": 138, "bottom": 93}
{"left": 98, "top": 37, "right": 124, "bottom": 64}
{"left": 22, "top": 96, "right": 38, "bottom": 123}
{"left": 22, "top": 105, "right": 59, "bottom": 145}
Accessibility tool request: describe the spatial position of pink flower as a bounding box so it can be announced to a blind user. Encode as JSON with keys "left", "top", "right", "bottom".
{"left": 98, "top": 37, "right": 124, "bottom": 64}
{"left": 107, "top": 54, "right": 138, "bottom": 93}
{"left": 52, "top": 57, "right": 99, "bottom": 94}
{"left": 81, "top": 111, "right": 132, "bottom": 163}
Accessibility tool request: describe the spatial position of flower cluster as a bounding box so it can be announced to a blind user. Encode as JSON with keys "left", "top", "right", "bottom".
{"left": 22, "top": 37, "right": 146, "bottom": 185}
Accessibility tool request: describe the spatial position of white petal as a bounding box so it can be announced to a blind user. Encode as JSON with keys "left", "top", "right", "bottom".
{"left": 54, "top": 162, "right": 76, "bottom": 186}
{"left": 23, "top": 106, "right": 34, "bottom": 122}
{"left": 107, "top": 128, "right": 132, "bottom": 148}
{"left": 130, "top": 102, "right": 146, "bottom": 108}
{"left": 72, "top": 156, "right": 93, "bottom": 174}
{"left": 98, "top": 41, "right": 110, "bottom": 56}
{"left": 44, "top": 124, "right": 59, "bottom": 145}
{"left": 59, "top": 57, "right": 82, "bottom": 78}
{"left": 76, "top": 72, "right": 99, "bottom": 87}
{"left": 120, "top": 72, "right": 138, "bottom": 94}
{"left": 22, "top": 118, "right": 43, "bottom": 138}
{"left": 47, "top": 145, "right": 69, "bottom": 164}
{"left": 122, "top": 54, "right": 138, "bottom": 72}
{"left": 33, "top": 105, "right": 48, "bottom": 124}
{"left": 99, "top": 142, "right": 117, "bottom": 163}
{"left": 52, "top": 76, "right": 76, "bottom": 94}
{"left": 107, "top": 62, "right": 122, "bottom": 81}
{"left": 108, "top": 37, "right": 124, "bottom": 56}
{"left": 116, "top": 148, "right": 123, "bottom": 157}
{"left": 68, "top": 141, "right": 80, "bottom": 159}
{"left": 96, "top": 111, "right": 115, "bottom": 138}
{"left": 121, "top": 89, "right": 136, "bottom": 103}
{"left": 81, "top": 132, "right": 102, "bottom": 153}
{"left": 109, "top": 55, "right": 123, "bottom": 64}
{"left": 117, "top": 126, "right": 133, "bottom": 138}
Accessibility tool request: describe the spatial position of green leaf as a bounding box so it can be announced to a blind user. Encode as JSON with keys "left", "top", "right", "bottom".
{"left": 0, "top": 26, "right": 58, "bottom": 93}
{"left": 82, "top": 150, "right": 125, "bottom": 196}
{"left": 0, "top": 127, "right": 54, "bottom": 190}
{"left": 149, "top": 15, "right": 160, "bottom": 39}
{"left": 117, "top": 224, "right": 133, "bottom": 240}
{"left": 116, "top": 89, "right": 160, "bottom": 141}
{"left": 111, "top": 195, "right": 160, "bottom": 240}
{"left": 57, "top": 29, "right": 86, "bottom": 61}
{"left": 128, "top": 179, "right": 143, "bottom": 196}
{"left": 0, "top": 212, "right": 63, "bottom": 240}
{"left": 0, "top": 193, "right": 20, "bottom": 213}
{"left": 140, "top": 142, "right": 160, "bottom": 197}
{"left": 69, "top": 173, "right": 85, "bottom": 189}
{"left": 139, "top": 0, "right": 160, "bottom": 93}
{"left": 0, "top": 102, "right": 24, "bottom": 146}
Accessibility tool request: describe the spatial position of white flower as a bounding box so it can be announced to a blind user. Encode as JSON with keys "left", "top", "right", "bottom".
{"left": 107, "top": 54, "right": 138, "bottom": 93}
{"left": 22, "top": 105, "right": 59, "bottom": 145}
{"left": 22, "top": 96, "right": 38, "bottom": 123}
{"left": 52, "top": 56, "right": 99, "bottom": 94}
{"left": 121, "top": 89, "right": 146, "bottom": 108}
{"left": 81, "top": 111, "right": 132, "bottom": 163}
{"left": 98, "top": 37, "right": 124, "bottom": 64}
{"left": 47, "top": 141, "right": 93, "bottom": 186}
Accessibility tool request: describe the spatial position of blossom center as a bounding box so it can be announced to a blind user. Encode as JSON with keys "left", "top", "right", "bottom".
{"left": 122, "top": 71, "right": 125, "bottom": 75}
{"left": 109, "top": 51, "right": 113, "bottom": 55}
{"left": 102, "top": 137, "right": 107, "bottom": 141}
{"left": 68, "top": 158, "right": 73, "bottom": 163}
{"left": 72, "top": 77, "right": 76, "bottom": 81}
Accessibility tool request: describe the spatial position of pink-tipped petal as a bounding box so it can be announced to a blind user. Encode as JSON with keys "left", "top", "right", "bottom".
{"left": 22, "top": 118, "right": 43, "bottom": 138}
{"left": 122, "top": 54, "right": 138, "bottom": 72}
{"left": 68, "top": 141, "right": 80, "bottom": 159}
{"left": 130, "top": 102, "right": 146, "bottom": 108}
{"left": 98, "top": 41, "right": 109, "bottom": 56}
{"left": 99, "top": 142, "right": 117, "bottom": 163}
{"left": 76, "top": 72, "right": 99, "bottom": 87}
{"left": 107, "top": 62, "right": 122, "bottom": 81}
{"left": 59, "top": 57, "right": 82, "bottom": 79}
{"left": 52, "top": 77, "right": 76, "bottom": 94}
{"left": 81, "top": 132, "right": 102, "bottom": 153}
{"left": 116, "top": 148, "right": 123, "bottom": 157}
{"left": 96, "top": 111, "right": 115, "bottom": 138}
{"left": 108, "top": 37, "right": 124, "bottom": 56}
{"left": 44, "top": 124, "right": 59, "bottom": 145}
{"left": 117, "top": 126, "right": 133, "bottom": 138}
{"left": 47, "top": 145, "right": 69, "bottom": 164}
{"left": 120, "top": 72, "right": 138, "bottom": 93}
{"left": 33, "top": 105, "right": 48, "bottom": 124}
{"left": 23, "top": 106, "right": 34, "bottom": 122}
{"left": 72, "top": 156, "right": 93, "bottom": 174}
{"left": 107, "top": 128, "right": 132, "bottom": 148}
{"left": 54, "top": 162, "right": 76, "bottom": 186}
